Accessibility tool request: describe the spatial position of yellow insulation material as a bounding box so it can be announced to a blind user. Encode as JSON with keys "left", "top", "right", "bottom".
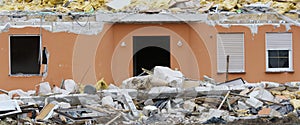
{"left": 0, "top": 0, "right": 297, "bottom": 15}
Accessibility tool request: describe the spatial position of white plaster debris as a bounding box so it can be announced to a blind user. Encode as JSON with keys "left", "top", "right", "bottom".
{"left": 38, "top": 82, "right": 52, "bottom": 95}
{"left": 63, "top": 79, "right": 78, "bottom": 93}
{"left": 153, "top": 66, "right": 184, "bottom": 87}
{"left": 0, "top": 12, "right": 296, "bottom": 35}
{"left": 246, "top": 97, "right": 263, "bottom": 109}
{"left": 106, "top": 0, "right": 131, "bottom": 10}
{"left": 101, "top": 95, "right": 115, "bottom": 107}
{"left": 2, "top": 66, "right": 300, "bottom": 124}
{"left": 143, "top": 105, "right": 158, "bottom": 116}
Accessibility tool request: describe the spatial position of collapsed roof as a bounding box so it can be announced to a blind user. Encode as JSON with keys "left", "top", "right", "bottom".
{"left": 0, "top": 0, "right": 298, "bottom": 35}
{"left": 1, "top": 0, "right": 299, "bottom": 14}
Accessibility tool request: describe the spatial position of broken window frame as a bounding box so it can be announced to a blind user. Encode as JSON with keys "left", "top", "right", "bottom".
{"left": 217, "top": 33, "right": 245, "bottom": 73}
{"left": 265, "top": 33, "right": 293, "bottom": 72}
{"left": 9, "top": 34, "right": 42, "bottom": 76}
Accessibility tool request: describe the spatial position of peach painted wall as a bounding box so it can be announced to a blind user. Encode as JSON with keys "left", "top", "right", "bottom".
{"left": 95, "top": 23, "right": 211, "bottom": 86}
{"left": 216, "top": 25, "right": 300, "bottom": 83}
{"left": 0, "top": 27, "right": 76, "bottom": 90}
{"left": 1, "top": 23, "right": 300, "bottom": 91}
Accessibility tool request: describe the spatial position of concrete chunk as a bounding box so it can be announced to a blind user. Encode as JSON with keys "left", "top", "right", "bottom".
{"left": 52, "top": 86, "right": 70, "bottom": 95}
{"left": 143, "top": 105, "right": 158, "bottom": 116}
{"left": 246, "top": 97, "right": 263, "bottom": 108}
{"left": 153, "top": 66, "right": 184, "bottom": 87}
{"left": 63, "top": 79, "right": 78, "bottom": 93}
{"left": 8, "top": 89, "right": 30, "bottom": 98}
{"left": 144, "top": 99, "right": 154, "bottom": 106}
{"left": 0, "top": 94, "right": 10, "bottom": 101}
{"left": 248, "top": 88, "right": 274, "bottom": 102}
{"left": 37, "top": 82, "right": 52, "bottom": 95}
{"left": 218, "top": 78, "right": 245, "bottom": 87}
{"left": 121, "top": 75, "right": 151, "bottom": 89}
{"left": 84, "top": 84, "right": 97, "bottom": 94}
{"left": 102, "top": 89, "right": 138, "bottom": 99}
{"left": 199, "top": 109, "right": 229, "bottom": 123}
{"left": 106, "top": 0, "right": 131, "bottom": 10}
{"left": 237, "top": 101, "right": 249, "bottom": 110}
{"left": 101, "top": 96, "right": 115, "bottom": 107}
{"left": 121, "top": 92, "right": 139, "bottom": 117}
{"left": 183, "top": 100, "right": 198, "bottom": 112}
{"left": 148, "top": 86, "right": 180, "bottom": 99}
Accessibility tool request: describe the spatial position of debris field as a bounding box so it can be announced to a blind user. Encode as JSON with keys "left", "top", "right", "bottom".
{"left": 1, "top": 66, "right": 300, "bottom": 124}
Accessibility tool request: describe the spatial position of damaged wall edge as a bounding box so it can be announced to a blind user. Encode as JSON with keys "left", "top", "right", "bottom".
{"left": 0, "top": 13, "right": 297, "bottom": 35}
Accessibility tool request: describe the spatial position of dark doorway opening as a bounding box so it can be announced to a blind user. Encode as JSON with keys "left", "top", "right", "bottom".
{"left": 133, "top": 36, "right": 170, "bottom": 76}
{"left": 10, "top": 35, "right": 41, "bottom": 75}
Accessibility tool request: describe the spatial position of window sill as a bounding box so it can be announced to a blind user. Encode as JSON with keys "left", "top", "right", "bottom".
{"left": 9, "top": 74, "right": 42, "bottom": 77}
{"left": 265, "top": 70, "right": 294, "bottom": 73}
{"left": 217, "top": 72, "right": 246, "bottom": 74}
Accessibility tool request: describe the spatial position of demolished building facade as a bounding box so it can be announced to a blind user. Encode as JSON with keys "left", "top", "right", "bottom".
{"left": 1, "top": 0, "right": 300, "bottom": 124}
{"left": 0, "top": 0, "right": 299, "bottom": 90}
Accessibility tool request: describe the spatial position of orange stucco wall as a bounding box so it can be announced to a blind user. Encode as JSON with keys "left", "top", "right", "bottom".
{"left": 0, "top": 23, "right": 299, "bottom": 90}
{"left": 216, "top": 25, "right": 300, "bottom": 83}
{"left": 0, "top": 27, "right": 76, "bottom": 90}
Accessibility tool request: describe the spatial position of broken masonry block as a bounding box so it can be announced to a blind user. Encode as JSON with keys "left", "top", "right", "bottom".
{"left": 143, "top": 105, "right": 159, "bottom": 117}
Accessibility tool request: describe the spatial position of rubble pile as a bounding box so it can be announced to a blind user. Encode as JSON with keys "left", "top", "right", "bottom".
{"left": 0, "top": 0, "right": 298, "bottom": 15}
{"left": 2, "top": 66, "right": 300, "bottom": 124}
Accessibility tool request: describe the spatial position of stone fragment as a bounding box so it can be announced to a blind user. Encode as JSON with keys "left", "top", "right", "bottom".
{"left": 245, "top": 97, "right": 263, "bottom": 108}
{"left": 101, "top": 95, "right": 115, "bottom": 107}
{"left": 143, "top": 105, "right": 159, "bottom": 116}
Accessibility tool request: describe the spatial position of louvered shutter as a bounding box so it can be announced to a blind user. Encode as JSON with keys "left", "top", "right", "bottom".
{"left": 217, "top": 33, "right": 244, "bottom": 73}
{"left": 266, "top": 33, "right": 292, "bottom": 50}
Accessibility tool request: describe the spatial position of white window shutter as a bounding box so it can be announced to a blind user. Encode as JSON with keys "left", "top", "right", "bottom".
{"left": 217, "top": 33, "right": 244, "bottom": 73}
{"left": 266, "top": 33, "right": 293, "bottom": 72}
{"left": 266, "top": 33, "right": 292, "bottom": 50}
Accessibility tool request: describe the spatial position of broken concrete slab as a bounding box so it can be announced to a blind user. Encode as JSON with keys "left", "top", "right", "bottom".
{"left": 120, "top": 92, "right": 139, "bottom": 117}
{"left": 218, "top": 78, "right": 245, "bottom": 87}
{"left": 144, "top": 99, "right": 154, "bottom": 106}
{"left": 143, "top": 105, "right": 159, "bottom": 116}
{"left": 8, "top": 89, "right": 31, "bottom": 98}
{"left": 37, "top": 82, "right": 52, "bottom": 95}
{"left": 52, "top": 86, "right": 70, "bottom": 95}
{"left": 106, "top": 0, "right": 131, "bottom": 10}
{"left": 248, "top": 87, "right": 275, "bottom": 102}
{"left": 182, "top": 80, "right": 200, "bottom": 88}
{"left": 183, "top": 100, "right": 198, "bottom": 112}
{"left": 45, "top": 94, "right": 87, "bottom": 106}
{"left": 194, "top": 86, "right": 230, "bottom": 96}
{"left": 150, "top": 76, "right": 169, "bottom": 87}
{"left": 246, "top": 97, "right": 263, "bottom": 109}
{"left": 84, "top": 84, "right": 97, "bottom": 94}
{"left": 121, "top": 75, "right": 151, "bottom": 90}
{"left": 0, "top": 94, "right": 11, "bottom": 101}
{"left": 102, "top": 89, "right": 138, "bottom": 99}
{"left": 0, "top": 100, "right": 22, "bottom": 117}
{"left": 153, "top": 66, "right": 184, "bottom": 87}
{"left": 78, "top": 94, "right": 101, "bottom": 105}
{"left": 259, "top": 81, "right": 281, "bottom": 88}
{"left": 203, "top": 75, "right": 217, "bottom": 84}
{"left": 63, "top": 79, "right": 78, "bottom": 93}
{"left": 101, "top": 96, "right": 115, "bottom": 107}
{"left": 199, "top": 109, "right": 230, "bottom": 123}
{"left": 148, "top": 86, "right": 181, "bottom": 99}
{"left": 237, "top": 101, "right": 249, "bottom": 110}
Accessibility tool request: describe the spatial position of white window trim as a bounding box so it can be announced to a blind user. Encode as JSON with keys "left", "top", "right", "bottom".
{"left": 217, "top": 33, "right": 245, "bottom": 73}
{"left": 265, "top": 33, "right": 293, "bottom": 72}
{"left": 9, "top": 34, "right": 42, "bottom": 76}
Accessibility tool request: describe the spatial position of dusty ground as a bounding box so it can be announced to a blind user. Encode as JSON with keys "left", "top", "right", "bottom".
{"left": 226, "top": 114, "right": 300, "bottom": 125}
